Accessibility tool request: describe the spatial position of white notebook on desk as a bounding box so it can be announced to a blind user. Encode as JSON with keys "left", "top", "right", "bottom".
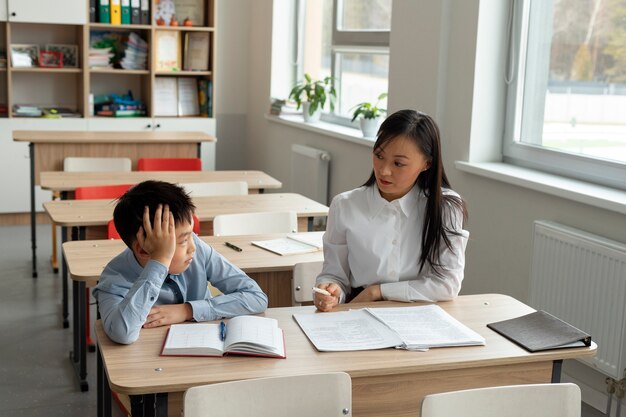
{"left": 251, "top": 231, "right": 324, "bottom": 256}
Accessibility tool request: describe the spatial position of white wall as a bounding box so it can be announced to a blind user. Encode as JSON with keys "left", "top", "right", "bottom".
{"left": 218, "top": 0, "right": 626, "bottom": 409}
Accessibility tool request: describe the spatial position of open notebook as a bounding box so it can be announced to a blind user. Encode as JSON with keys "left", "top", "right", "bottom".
{"left": 251, "top": 231, "right": 324, "bottom": 256}
{"left": 293, "top": 305, "right": 486, "bottom": 352}
{"left": 161, "top": 316, "right": 286, "bottom": 358}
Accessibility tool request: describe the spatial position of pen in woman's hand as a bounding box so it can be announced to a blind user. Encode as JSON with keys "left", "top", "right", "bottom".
{"left": 220, "top": 321, "right": 226, "bottom": 341}
{"left": 312, "top": 287, "right": 331, "bottom": 296}
{"left": 224, "top": 241, "right": 243, "bottom": 252}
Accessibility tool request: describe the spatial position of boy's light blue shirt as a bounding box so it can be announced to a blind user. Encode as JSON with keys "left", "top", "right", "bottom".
{"left": 93, "top": 234, "right": 268, "bottom": 344}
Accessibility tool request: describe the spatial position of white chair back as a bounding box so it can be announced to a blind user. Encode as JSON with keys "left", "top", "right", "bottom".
{"left": 293, "top": 261, "right": 324, "bottom": 304}
{"left": 64, "top": 157, "right": 132, "bottom": 172}
{"left": 421, "top": 383, "right": 581, "bottom": 417}
{"left": 183, "top": 372, "right": 352, "bottom": 417}
{"left": 180, "top": 181, "right": 248, "bottom": 196}
{"left": 213, "top": 211, "right": 298, "bottom": 236}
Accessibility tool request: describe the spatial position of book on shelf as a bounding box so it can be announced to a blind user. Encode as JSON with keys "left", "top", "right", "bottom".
{"left": 155, "top": 30, "right": 181, "bottom": 71}
{"left": 251, "top": 231, "right": 324, "bottom": 256}
{"left": 13, "top": 105, "right": 43, "bottom": 117}
{"left": 154, "top": 77, "right": 178, "bottom": 116}
{"left": 177, "top": 78, "right": 200, "bottom": 116}
{"left": 183, "top": 32, "right": 210, "bottom": 71}
{"left": 487, "top": 310, "right": 592, "bottom": 352}
{"left": 161, "top": 315, "right": 286, "bottom": 358}
{"left": 294, "top": 304, "right": 486, "bottom": 352}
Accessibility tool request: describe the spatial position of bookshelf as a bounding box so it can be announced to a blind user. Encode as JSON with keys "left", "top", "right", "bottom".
{"left": 0, "top": 0, "right": 217, "bottom": 215}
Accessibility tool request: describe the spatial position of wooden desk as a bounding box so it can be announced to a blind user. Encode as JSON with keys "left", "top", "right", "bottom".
{"left": 45, "top": 193, "right": 327, "bottom": 236}
{"left": 40, "top": 170, "right": 282, "bottom": 194}
{"left": 64, "top": 233, "right": 323, "bottom": 392}
{"left": 95, "top": 294, "right": 596, "bottom": 417}
{"left": 14, "top": 130, "right": 216, "bottom": 278}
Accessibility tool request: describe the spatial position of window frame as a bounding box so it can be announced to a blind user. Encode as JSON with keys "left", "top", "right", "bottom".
{"left": 295, "top": 0, "right": 390, "bottom": 129}
{"left": 502, "top": 0, "right": 626, "bottom": 191}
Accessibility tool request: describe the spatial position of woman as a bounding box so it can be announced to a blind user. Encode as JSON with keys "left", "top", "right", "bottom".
{"left": 314, "top": 109, "right": 469, "bottom": 311}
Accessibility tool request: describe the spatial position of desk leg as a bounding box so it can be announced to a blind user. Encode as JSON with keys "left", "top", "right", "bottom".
{"left": 551, "top": 359, "right": 563, "bottom": 383}
{"left": 61, "top": 226, "right": 69, "bottom": 328}
{"left": 29, "top": 143, "right": 37, "bottom": 278}
{"left": 69, "top": 279, "right": 88, "bottom": 392}
{"left": 130, "top": 393, "right": 168, "bottom": 417}
{"left": 307, "top": 216, "right": 313, "bottom": 231}
{"left": 97, "top": 344, "right": 112, "bottom": 417}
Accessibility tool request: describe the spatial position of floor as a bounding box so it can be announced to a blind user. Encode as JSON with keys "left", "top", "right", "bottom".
{"left": 0, "top": 224, "right": 607, "bottom": 417}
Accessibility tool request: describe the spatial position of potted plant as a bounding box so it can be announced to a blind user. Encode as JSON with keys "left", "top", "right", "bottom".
{"left": 288, "top": 73, "right": 336, "bottom": 123}
{"left": 350, "top": 93, "right": 388, "bottom": 138}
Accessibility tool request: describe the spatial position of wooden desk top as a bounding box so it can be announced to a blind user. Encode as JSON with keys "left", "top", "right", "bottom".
{"left": 40, "top": 170, "right": 282, "bottom": 192}
{"left": 63, "top": 233, "right": 324, "bottom": 282}
{"left": 95, "top": 294, "right": 596, "bottom": 395}
{"left": 13, "top": 130, "right": 216, "bottom": 143}
{"left": 44, "top": 193, "right": 329, "bottom": 227}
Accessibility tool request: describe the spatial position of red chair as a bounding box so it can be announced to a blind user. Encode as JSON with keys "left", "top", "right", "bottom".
{"left": 75, "top": 184, "right": 133, "bottom": 351}
{"left": 107, "top": 214, "right": 200, "bottom": 240}
{"left": 74, "top": 184, "right": 134, "bottom": 200}
{"left": 137, "top": 158, "right": 202, "bottom": 171}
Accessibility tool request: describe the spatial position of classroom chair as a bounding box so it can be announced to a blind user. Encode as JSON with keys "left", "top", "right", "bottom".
{"left": 420, "top": 383, "right": 581, "bottom": 417}
{"left": 137, "top": 157, "right": 202, "bottom": 171}
{"left": 179, "top": 181, "right": 248, "bottom": 196}
{"left": 49, "top": 157, "right": 132, "bottom": 273}
{"left": 213, "top": 211, "right": 298, "bottom": 236}
{"left": 292, "top": 261, "right": 323, "bottom": 305}
{"left": 183, "top": 372, "right": 352, "bottom": 417}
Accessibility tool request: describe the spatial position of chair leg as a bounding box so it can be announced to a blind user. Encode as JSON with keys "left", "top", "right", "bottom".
{"left": 86, "top": 288, "right": 95, "bottom": 352}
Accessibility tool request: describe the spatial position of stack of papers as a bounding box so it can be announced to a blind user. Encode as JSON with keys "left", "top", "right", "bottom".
{"left": 120, "top": 32, "right": 148, "bottom": 70}
{"left": 13, "top": 105, "right": 42, "bottom": 117}
{"left": 89, "top": 47, "right": 114, "bottom": 68}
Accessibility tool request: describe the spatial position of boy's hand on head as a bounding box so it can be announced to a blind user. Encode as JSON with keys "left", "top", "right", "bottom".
{"left": 136, "top": 204, "right": 177, "bottom": 268}
{"left": 143, "top": 303, "right": 193, "bottom": 328}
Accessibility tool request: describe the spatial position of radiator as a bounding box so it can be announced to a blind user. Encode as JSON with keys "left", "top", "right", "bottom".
{"left": 290, "top": 144, "right": 331, "bottom": 205}
{"left": 530, "top": 220, "right": 626, "bottom": 379}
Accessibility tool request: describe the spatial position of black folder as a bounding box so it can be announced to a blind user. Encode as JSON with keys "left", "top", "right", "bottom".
{"left": 487, "top": 310, "right": 591, "bottom": 352}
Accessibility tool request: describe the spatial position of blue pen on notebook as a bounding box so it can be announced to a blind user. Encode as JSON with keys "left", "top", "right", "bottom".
{"left": 219, "top": 321, "right": 226, "bottom": 341}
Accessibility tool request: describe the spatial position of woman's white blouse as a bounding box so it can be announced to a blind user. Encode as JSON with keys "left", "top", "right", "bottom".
{"left": 316, "top": 184, "right": 469, "bottom": 303}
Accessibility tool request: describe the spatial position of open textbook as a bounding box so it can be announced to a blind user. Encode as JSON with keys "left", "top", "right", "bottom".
{"left": 251, "top": 231, "right": 324, "bottom": 256}
{"left": 293, "top": 305, "right": 486, "bottom": 352}
{"left": 161, "top": 315, "right": 286, "bottom": 358}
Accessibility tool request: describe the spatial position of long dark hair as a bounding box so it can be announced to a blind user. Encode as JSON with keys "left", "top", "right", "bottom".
{"left": 363, "top": 109, "right": 467, "bottom": 275}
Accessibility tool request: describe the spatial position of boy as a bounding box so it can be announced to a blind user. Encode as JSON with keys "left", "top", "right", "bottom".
{"left": 93, "top": 180, "right": 268, "bottom": 344}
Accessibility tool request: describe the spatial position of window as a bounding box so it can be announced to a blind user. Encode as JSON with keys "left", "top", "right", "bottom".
{"left": 503, "top": 0, "right": 626, "bottom": 190}
{"left": 274, "top": 0, "right": 390, "bottom": 128}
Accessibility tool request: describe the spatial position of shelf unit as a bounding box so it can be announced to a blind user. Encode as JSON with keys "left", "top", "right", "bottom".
{"left": 0, "top": 0, "right": 217, "bottom": 215}
{"left": 0, "top": 0, "right": 215, "bottom": 120}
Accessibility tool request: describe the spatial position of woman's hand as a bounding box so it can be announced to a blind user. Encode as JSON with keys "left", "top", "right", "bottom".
{"left": 314, "top": 283, "right": 341, "bottom": 312}
{"left": 349, "top": 284, "right": 382, "bottom": 304}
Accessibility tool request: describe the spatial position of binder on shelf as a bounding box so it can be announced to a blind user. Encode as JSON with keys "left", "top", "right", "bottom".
{"left": 99, "top": 0, "right": 111, "bottom": 23}
{"left": 90, "top": 0, "right": 97, "bottom": 22}
{"left": 130, "top": 0, "right": 141, "bottom": 24}
{"left": 140, "top": 0, "right": 150, "bottom": 24}
{"left": 487, "top": 310, "right": 592, "bottom": 352}
{"left": 121, "top": 0, "right": 131, "bottom": 24}
{"left": 111, "top": 0, "right": 121, "bottom": 24}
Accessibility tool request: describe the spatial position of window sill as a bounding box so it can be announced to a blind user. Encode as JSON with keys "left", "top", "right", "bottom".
{"left": 455, "top": 161, "right": 626, "bottom": 215}
{"left": 265, "top": 114, "right": 375, "bottom": 147}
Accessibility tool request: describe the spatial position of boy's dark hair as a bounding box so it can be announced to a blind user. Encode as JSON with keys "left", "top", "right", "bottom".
{"left": 113, "top": 180, "right": 196, "bottom": 248}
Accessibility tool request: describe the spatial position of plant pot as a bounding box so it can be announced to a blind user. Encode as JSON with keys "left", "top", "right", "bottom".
{"left": 302, "top": 102, "right": 321, "bottom": 123}
{"left": 360, "top": 117, "right": 381, "bottom": 138}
